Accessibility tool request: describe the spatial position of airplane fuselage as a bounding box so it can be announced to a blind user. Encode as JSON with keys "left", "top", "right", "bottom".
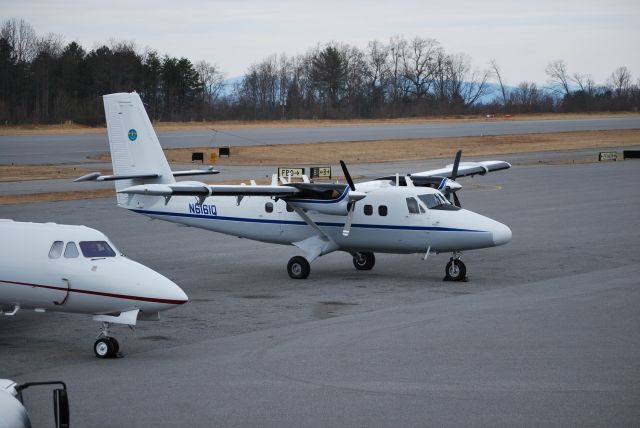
{"left": 124, "top": 186, "right": 511, "bottom": 255}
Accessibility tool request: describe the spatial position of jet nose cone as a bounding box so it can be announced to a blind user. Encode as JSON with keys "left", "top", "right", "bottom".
{"left": 172, "top": 283, "right": 189, "bottom": 305}
{"left": 161, "top": 277, "right": 188, "bottom": 306}
{"left": 493, "top": 223, "right": 512, "bottom": 246}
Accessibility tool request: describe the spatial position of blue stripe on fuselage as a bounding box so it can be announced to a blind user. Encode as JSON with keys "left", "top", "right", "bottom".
{"left": 129, "top": 208, "right": 486, "bottom": 233}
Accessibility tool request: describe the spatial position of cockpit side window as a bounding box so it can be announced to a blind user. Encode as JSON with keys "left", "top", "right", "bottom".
{"left": 64, "top": 242, "right": 79, "bottom": 258}
{"left": 80, "top": 241, "right": 116, "bottom": 258}
{"left": 406, "top": 197, "right": 420, "bottom": 214}
{"left": 418, "top": 193, "right": 460, "bottom": 211}
{"left": 48, "top": 241, "right": 64, "bottom": 259}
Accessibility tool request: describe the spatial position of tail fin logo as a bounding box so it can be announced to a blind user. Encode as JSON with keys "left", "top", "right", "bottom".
{"left": 128, "top": 129, "right": 138, "bottom": 141}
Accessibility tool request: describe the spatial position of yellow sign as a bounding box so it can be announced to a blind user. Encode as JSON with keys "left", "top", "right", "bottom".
{"left": 278, "top": 167, "right": 305, "bottom": 178}
{"left": 210, "top": 152, "right": 217, "bottom": 164}
{"left": 311, "top": 166, "right": 332, "bottom": 179}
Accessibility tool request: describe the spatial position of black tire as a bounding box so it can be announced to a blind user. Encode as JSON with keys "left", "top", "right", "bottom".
{"left": 445, "top": 259, "right": 466, "bottom": 281}
{"left": 287, "top": 256, "right": 310, "bottom": 279}
{"left": 94, "top": 338, "right": 114, "bottom": 358}
{"left": 107, "top": 337, "right": 120, "bottom": 354}
{"left": 353, "top": 252, "right": 375, "bottom": 270}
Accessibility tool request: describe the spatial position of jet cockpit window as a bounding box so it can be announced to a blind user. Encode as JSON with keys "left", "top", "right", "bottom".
{"left": 48, "top": 241, "right": 64, "bottom": 259}
{"left": 80, "top": 241, "right": 116, "bottom": 258}
{"left": 63, "top": 242, "right": 79, "bottom": 258}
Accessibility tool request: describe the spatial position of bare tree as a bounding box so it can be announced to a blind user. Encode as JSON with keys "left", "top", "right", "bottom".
{"left": 608, "top": 66, "right": 632, "bottom": 97}
{"left": 545, "top": 59, "right": 571, "bottom": 95}
{"left": 195, "top": 60, "right": 225, "bottom": 106}
{"left": 571, "top": 72, "right": 595, "bottom": 95}
{"left": 401, "top": 37, "right": 439, "bottom": 99}
{"left": 490, "top": 59, "right": 507, "bottom": 105}
{"left": 387, "top": 35, "right": 410, "bottom": 107}
{"left": 0, "top": 18, "right": 37, "bottom": 63}
{"left": 366, "top": 40, "right": 389, "bottom": 109}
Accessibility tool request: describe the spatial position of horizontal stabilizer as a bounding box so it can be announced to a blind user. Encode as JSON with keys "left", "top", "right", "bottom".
{"left": 75, "top": 172, "right": 160, "bottom": 182}
{"left": 172, "top": 167, "right": 219, "bottom": 177}
{"left": 75, "top": 168, "right": 218, "bottom": 182}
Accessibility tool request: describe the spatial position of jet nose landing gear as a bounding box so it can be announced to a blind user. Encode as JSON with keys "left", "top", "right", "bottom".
{"left": 94, "top": 322, "right": 121, "bottom": 358}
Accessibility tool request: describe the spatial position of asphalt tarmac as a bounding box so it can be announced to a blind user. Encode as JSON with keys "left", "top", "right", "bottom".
{"left": 2, "top": 115, "right": 639, "bottom": 165}
{"left": 1, "top": 156, "right": 639, "bottom": 426}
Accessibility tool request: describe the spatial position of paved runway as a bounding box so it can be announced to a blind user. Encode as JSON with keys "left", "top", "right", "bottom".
{"left": 1, "top": 157, "right": 639, "bottom": 426}
{"left": 1, "top": 115, "right": 639, "bottom": 165}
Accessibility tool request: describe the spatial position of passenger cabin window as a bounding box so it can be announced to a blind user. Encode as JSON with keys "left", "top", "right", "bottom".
{"left": 265, "top": 202, "right": 273, "bottom": 213}
{"left": 80, "top": 241, "right": 116, "bottom": 258}
{"left": 286, "top": 204, "right": 294, "bottom": 212}
{"left": 64, "top": 242, "right": 79, "bottom": 258}
{"left": 406, "top": 197, "right": 420, "bottom": 214}
{"left": 364, "top": 204, "right": 373, "bottom": 215}
{"left": 378, "top": 205, "right": 388, "bottom": 216}
{"left": 48, "top": 241, "right": 64, "bottom": 259}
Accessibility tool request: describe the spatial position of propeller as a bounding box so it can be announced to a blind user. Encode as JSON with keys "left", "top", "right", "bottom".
{"left": 445, "top": 150, "right": 463, "bottom": 208}
{"left": 340, "top": 160, "right": 362, "bottom": 237}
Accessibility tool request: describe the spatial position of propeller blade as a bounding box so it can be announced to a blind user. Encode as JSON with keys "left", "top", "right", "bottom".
{"left": 342, "top": 202, "right": 355, "bottom": 237}
{"left": 451, "top": 150, "right": 462, "bottom": 181}
{"left": 340, "top": 160, "right": 356, "bottom": 191}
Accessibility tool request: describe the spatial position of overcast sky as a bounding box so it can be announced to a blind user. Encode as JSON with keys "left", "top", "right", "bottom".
{"left": 3, "top": 0, "right": 639, "bottom": 85}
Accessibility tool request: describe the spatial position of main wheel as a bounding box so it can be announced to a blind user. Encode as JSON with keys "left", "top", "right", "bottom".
{"left": 94, "top": 338, "right": 115, "bottom": 358}
{"left": 353, "top": 252, "right": 375, "bottom": 270}
{"left": 445, "top": 259, "right": 466, "bottom": 281}
{"left": 287, "top": 256, "right": 310, "bottom": 279}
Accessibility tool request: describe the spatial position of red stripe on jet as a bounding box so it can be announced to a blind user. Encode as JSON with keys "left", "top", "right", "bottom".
{"left": 0, "top": 279, "right": 187, "bottom": 305}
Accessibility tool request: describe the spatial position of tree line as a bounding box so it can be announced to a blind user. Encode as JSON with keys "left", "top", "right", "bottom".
{"left": 1, "top": 18, "right": 638, "bottom": 125}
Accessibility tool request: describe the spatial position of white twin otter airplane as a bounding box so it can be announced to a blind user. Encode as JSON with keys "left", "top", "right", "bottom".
{"left": 78, "top": 92, "right": 512, "bottom": 281}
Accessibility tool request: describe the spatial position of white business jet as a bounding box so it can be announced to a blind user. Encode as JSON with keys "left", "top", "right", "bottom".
{"left": 0, "top": 220, "right": 188, "bottom": 358}
{"left": 78, "top": 92, "right": 511, "bottom": 281}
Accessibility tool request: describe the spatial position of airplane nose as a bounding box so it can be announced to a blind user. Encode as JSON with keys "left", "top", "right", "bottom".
{"left": 159, "top": 276, "right": 188, "bottom": 306}
{"left": 492, "top": 223, "right": 512, "bottom": 246}
{"left": 169, "top": 281, "right": 189, "bottom": 305}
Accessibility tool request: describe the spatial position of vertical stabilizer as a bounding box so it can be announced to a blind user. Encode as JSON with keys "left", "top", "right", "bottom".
{"left": 103, "top": 92, "right": 175, "bottom": 204}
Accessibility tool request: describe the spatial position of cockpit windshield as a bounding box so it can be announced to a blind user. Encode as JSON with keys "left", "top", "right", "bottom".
{"left": 79, "top": 241, "right": 116, "bottom": 258}
{"left": 417, "top": 193, "right": 460, "bottom": 211}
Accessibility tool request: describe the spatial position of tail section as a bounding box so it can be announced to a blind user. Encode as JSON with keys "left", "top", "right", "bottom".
{"left": 103, "top": 92, "right": 175, "bottom": 204}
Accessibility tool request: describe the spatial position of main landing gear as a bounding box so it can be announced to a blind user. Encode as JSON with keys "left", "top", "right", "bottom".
{"left": 444, "top": 252, "right": 467, "bottom": 282}
{"left": 287, "top": 256, "right": 311, "bottom": 279}
{"left": 287, "top": 251, "right": 377, "bottom": 279}
{"left": 352, "top": 252, "right": 375, "bottom": 270}
{"left": 94, "top": 322, "right": 121, "bottom": 358}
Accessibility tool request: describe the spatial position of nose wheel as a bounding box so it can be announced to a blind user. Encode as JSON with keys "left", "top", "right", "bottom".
{"left": 444, "top": 253, "right": 467, "bottom": 281}
{"left": 94, "top": 322, "right": 121, "bottom": 358}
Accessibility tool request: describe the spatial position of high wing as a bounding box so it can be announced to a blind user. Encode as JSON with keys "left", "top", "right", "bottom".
{"left": 118, "top": 180, "right": 365, "bottom": 215}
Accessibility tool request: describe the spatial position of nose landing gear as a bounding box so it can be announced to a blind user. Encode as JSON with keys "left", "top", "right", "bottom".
{"left": 444, "top": 252, "right": 467, "bottom": 282}
{"left": 94, "top": 322, "right": 121, "bottom": 358}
